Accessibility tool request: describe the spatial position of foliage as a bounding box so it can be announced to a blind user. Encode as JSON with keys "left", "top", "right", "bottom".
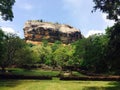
{"left": 33, "top": 44, "right": 52, "bottom": 65}
{"left": 53, "top": 45, "right": 75, "bottom": 69}
{"left": 93, "top": 0, "right": 120, "bottom": 22}
{"left": 93, "top": 0, "right": 120, "bottom": 74}
{"left": 0, "top": 0, "right": 15, "bottom": 21}
{"left": 73, "top": 39, "right": 86, "bottom": 67}
{"left": 0, "top": 30, "right": 6, "bottom": 60}
{"left": 42, "top": 39, "right": 48, "bottom": 47}
{"left": 0, "top": 30, "right": 7, "bottom": 72}
{"left": 1, "top": 26, "right": 120, "bottom": 74}
{"left": 51, "top": 40, "right": 62, "bottom": 52}
{"left": 15, "top": 47, "right": 39, "bottom": 69}
{"left": 105, "top": 23, "right": 120, "bottom": 74}
{"left": 74, "top": 34, "right": 109, "bottom": 73}
{"left": 84, "top": 34, "right": 108, "bottom": 73}
{"left": 0, "top": 33, "right": 25, "bottom": 71}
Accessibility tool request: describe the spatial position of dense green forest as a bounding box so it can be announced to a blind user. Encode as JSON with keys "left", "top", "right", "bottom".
{"left": 0, "top": 24, "right": 120, "bottom": 75}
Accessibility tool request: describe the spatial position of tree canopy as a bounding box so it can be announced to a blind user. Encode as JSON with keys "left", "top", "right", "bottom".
{"left": 93, "top": 0, "right": 120, "bottom": 22}
{"left": 0, "top": 33, "right": 25, "bottom": 72}
{"left": 0, "top": 0, "right": 15, "bottom": 21}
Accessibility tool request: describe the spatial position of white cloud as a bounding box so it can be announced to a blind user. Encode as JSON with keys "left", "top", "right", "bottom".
{"left": 1, "top": 27, "right": 21, "bottom": 37}
{"left": 85, "top": 30, "right": 105, "bottom": 37}
{"left": 102, "top": 13, "right": 115, "bottom": 27}
{"left": 0, "top": 17, "right": 5, "bottom": 22}
{"left": 1, "top": 27, "right": 20, "bottom": 35}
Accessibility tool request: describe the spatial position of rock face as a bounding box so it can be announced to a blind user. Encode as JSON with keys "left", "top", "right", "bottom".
{"left": 23, "top": 20, "right": 82, "bottom": 44}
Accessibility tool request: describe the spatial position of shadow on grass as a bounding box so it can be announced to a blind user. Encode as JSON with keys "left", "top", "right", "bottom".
{"left": 83, "top": 81, "right": 120, "bottom": 90}
{"left": 0, "top": 79, "right": 21, "bottom": 87}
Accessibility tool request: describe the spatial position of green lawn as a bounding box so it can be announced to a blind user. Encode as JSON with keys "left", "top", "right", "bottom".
{"left": 0, "top": 68, "right": 120, "bottom": 90}
{"left": 8, "top": 68, "right": 60, "bottom": 77}
{"left": 0, "top": 79, "right": 120, "bottom": 90}
{"left": 2, "top": 68, "right": 85, "bottom": 77}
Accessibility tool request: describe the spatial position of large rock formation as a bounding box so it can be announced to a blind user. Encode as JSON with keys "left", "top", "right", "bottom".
{"left": 23, "top": 20, "right": 82, "bottom": 44}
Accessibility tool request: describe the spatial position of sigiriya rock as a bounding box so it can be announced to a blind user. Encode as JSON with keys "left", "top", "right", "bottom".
{"left": 23, "top": 20, "right": 82, "bottom": 44}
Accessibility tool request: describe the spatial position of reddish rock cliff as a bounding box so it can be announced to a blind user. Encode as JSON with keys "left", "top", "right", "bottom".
{"left": 23, "top": 20, "right": 82, "bottom": 44}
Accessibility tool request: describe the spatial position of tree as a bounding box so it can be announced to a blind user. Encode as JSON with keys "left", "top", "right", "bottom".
{"left": 0, "top": 29, "right": 7, "bottom": 72}
{"left": 15, "top": 47, "right": 39, "bottom": 69}
{"left": 49, "top": 41, "right": 62, "bottom": 68}
{"left": 83, "top": 34, "right": 108, "bottom": 73}
{"left": 0, "top": 29, "right": 6, "bottom": 56}
{"left": 53, "top": 46, "right": 66, "bottom": 67}
{"left": 53, "top": 45, "right": 73, "bottom": 70}
{"left": 42, "top": 39, "right": 48, "bottom": 47}
{"left": 35, "top": 44, "right": 52, "bottom": 65}
{"left": 0, "top": 33, "right": 25, "bottom": 72}
{"left": 93, "top": 0, "right": 120, "bottom": 22}
{"left": 93, "top": 0, "right": 120, "bottom": 74}
{"left": 73, "top": 39, "right": 86, "bottom": 67}
{"left": 74, "top": 34, "right": 108, "bottom": 73}
{"left": 0, "top": 0, "right": 15, "bottom": 21}
{"left": 105, "top": 23, "right": 120, "bottom": 74}
{"left": 52, "top": 45, "right": 75, "bottom": 76}
{"left": 51, "top": 40, "right": 62, "bottom": 52}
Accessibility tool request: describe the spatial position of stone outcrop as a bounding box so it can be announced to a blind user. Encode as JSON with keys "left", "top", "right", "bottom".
{"left": 23, "top": 20, "right": 82, "bottom": 44}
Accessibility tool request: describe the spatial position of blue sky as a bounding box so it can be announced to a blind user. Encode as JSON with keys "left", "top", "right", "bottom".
{"left": 0, "top": 0, "right": 115, "bottom": 38}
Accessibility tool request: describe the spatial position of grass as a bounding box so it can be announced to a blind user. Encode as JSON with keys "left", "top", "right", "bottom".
{"left": 0, "top": 79, "right": 120, "bottom": 90}
{"left": 72, "top": 71, "right": 86, "bottom": 77}
{"left": 5, "top": 68, "right": 59, "bottom": 77}
{"left": 1, "top": 68, "right": 85, "bottom": 77}
{"left": 0, "top": 68, "right": 120, "bottom": 90}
